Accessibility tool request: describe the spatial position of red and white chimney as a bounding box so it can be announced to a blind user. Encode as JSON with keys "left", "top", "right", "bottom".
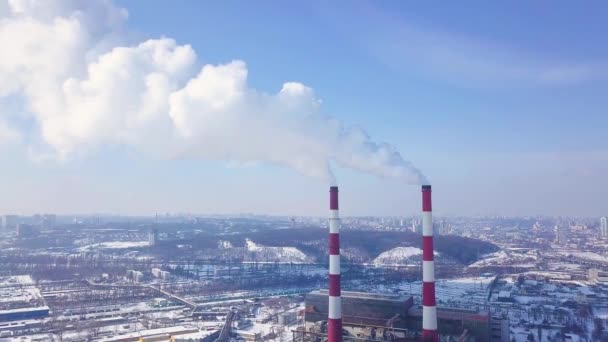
{"left": 421, "top": 185, "right": 438, "bottom": 342}
{"left": 328, "top": 186, "right": 342, "bottom": 342}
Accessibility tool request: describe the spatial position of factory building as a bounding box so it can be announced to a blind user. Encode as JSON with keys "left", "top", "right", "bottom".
{"left": 303, "top": 290, "right": 500, "bottom": 341}
{"left": 305, "top": 291, "right": 413, "bottom": 329}
{"left": 97, "top": 326, "right": 217, "bottom": 342}
{"left": 0, "top": 306, "right": 50, "bottom": 322}
{"left": 407, "top": 306, "right": 492, "bottom": 341}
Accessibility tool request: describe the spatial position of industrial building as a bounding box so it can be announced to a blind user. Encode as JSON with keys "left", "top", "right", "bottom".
{"left": 97, "top": 326, "right": 217, "bottom": 342}
{"left": 305, "top": 290, "right": 413, "bottom": 329}
{"left": 0, "top": 275, "right": 49, "bottom": 323}
{"left": 303, "top": 290, "right": 502, "bottom": 341}
{"left": 407, "top": 306, "right": 492, "bottom": 341}
{"left": 0, "top": 306, "right": 49, "bottom": 322}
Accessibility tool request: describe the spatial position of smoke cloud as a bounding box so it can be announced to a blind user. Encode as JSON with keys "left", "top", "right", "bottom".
{"left": 0, "top": 0, "right": 426, "bottom": 185}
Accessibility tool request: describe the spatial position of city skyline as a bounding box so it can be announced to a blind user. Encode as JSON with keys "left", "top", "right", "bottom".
{"left": 1, "top": 1, "right": 607, "bottom": 217}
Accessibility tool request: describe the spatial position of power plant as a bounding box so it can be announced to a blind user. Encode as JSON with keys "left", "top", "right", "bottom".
{"left": 321, "top": 185, "right": 439, "bottom": 341}
{"left": 298, "top": 184, "right": 505, "bottom": 342}
{"left": 310, "top": 185, "right": 442, "bottom": 341}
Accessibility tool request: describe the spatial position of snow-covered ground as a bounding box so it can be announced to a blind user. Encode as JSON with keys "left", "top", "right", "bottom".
{"left": 372, "top": 247, "right": 422, "bottom": 266}
{"left": 361, "top": 275, "right": 495, "bottom": 308}
{"left": 468, "top": 249, "right": 538, "bottom": 268}
{"left": 372, "top": 246, "right": 444, "bottom": 266}
{"left": 244, "top": 239, "right": 311, "bottom": 263}
{"left": 557, "top": 250, "right": 608, "bottom": 263}
{"left": 77, "top": 241, "right": 150, "bottom": 251}
{"left": 489, "top": 274, "right": 608, "bottom": 342}
{"left": 0, "top": 275, "right": 45, "bottom": 311}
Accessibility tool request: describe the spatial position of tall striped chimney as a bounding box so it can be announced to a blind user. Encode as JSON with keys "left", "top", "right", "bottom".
{"left": 328, "top": 186, "right": 342, "bottom": 342}
{"left": 421, "top": 185, "right": 438, "bottom": 342}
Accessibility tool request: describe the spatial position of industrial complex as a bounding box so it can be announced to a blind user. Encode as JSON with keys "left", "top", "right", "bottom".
{"left": 0, "top": 183, "right": 606, "bottom": 342}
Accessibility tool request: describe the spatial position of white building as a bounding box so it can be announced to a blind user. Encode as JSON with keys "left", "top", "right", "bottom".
{"left": 41, "top": 214, "right": 56, "bottom": 228}
{"left": 601, "top": 217, "right": 608, "bottom": 238}
{"left": 588, "top": 268, "right": 608, "bottom": 283}
{"left": 126, "top": 270, "right": 144, "bottom": 283}
{"left": 554, "top": 225, "right": 567, "bottom": 244}
{"left": 151, "top": 268, "right": 171, "bottom": 280}
{"left": 438, "top": 220, "right": 451, "bottom": 235}
{"left": 149, "top": 228, "right": 158, "bottom": 246}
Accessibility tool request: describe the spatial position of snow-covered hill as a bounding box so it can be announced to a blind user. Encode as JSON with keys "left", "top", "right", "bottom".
{"left": 244, "top": 239, "right": 311, "bottom": 263}
{"left": 373, "top": 247, "right": 423, "bottom": 265}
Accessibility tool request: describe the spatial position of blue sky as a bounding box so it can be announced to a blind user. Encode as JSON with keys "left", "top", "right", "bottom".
{"left": 1, "top": 1, "right": 607, "bottom": 217}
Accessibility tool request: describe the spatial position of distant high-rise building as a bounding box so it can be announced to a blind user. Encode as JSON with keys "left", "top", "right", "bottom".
{"left": 2, "top": 215, "right": 19, "bottom": 230}
{"left": 41, "top": 214, "right": 56, "bottom": 229}
{"left": 438, "top": 220, "right": 451, "bottom": 235}
{"left": 17, "top": 224, "right": 39, "bottom": 238}
{"left": 601, "top": 217, "right": 608, "bottom": 238}
{"left": 149, "top": 228, "right": 158, "bottom": 246}
{"left": 554, "top": 225, "right": 567, "bottom": 244}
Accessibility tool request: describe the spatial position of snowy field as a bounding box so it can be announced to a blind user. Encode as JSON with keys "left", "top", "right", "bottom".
{"left": 468, "top": 249, "right": 538, "bottom": 268}
{"left": 490, "top": 275, "right": 608, "bottom": 342}
{"left": 244, "top": 239, "right": 311, "bottom": 263}
{"left": 77, "top": 241, "right": 150, "bottom": 251}
{"left": 360, "top": 275, "right": 495, "bottom": 308}
{"left": 0, "top": 275, "right": 45, "bottom": 311}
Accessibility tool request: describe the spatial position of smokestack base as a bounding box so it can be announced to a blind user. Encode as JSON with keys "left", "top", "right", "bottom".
{"left": 422, "top": 330, "right": 439, "bottom": 342}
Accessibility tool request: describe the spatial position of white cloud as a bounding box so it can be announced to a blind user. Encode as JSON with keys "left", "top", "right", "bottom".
{"left": 0, "top": 0, "right": 426, "bottom": 185}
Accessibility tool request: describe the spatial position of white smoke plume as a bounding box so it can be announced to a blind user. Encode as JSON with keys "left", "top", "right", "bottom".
{"left": 0, "top": 0, "right": 426, "bottom": 185}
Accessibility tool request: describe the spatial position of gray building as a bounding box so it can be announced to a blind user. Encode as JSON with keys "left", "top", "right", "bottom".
{"left": 1, "top": 215, "right": 19, "bottom": 230}
{"left": 304, "top": 290, "right": 501, "bottom": 341}
{"left": 149, "top": 228, "right": 158, "bottom": 246}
